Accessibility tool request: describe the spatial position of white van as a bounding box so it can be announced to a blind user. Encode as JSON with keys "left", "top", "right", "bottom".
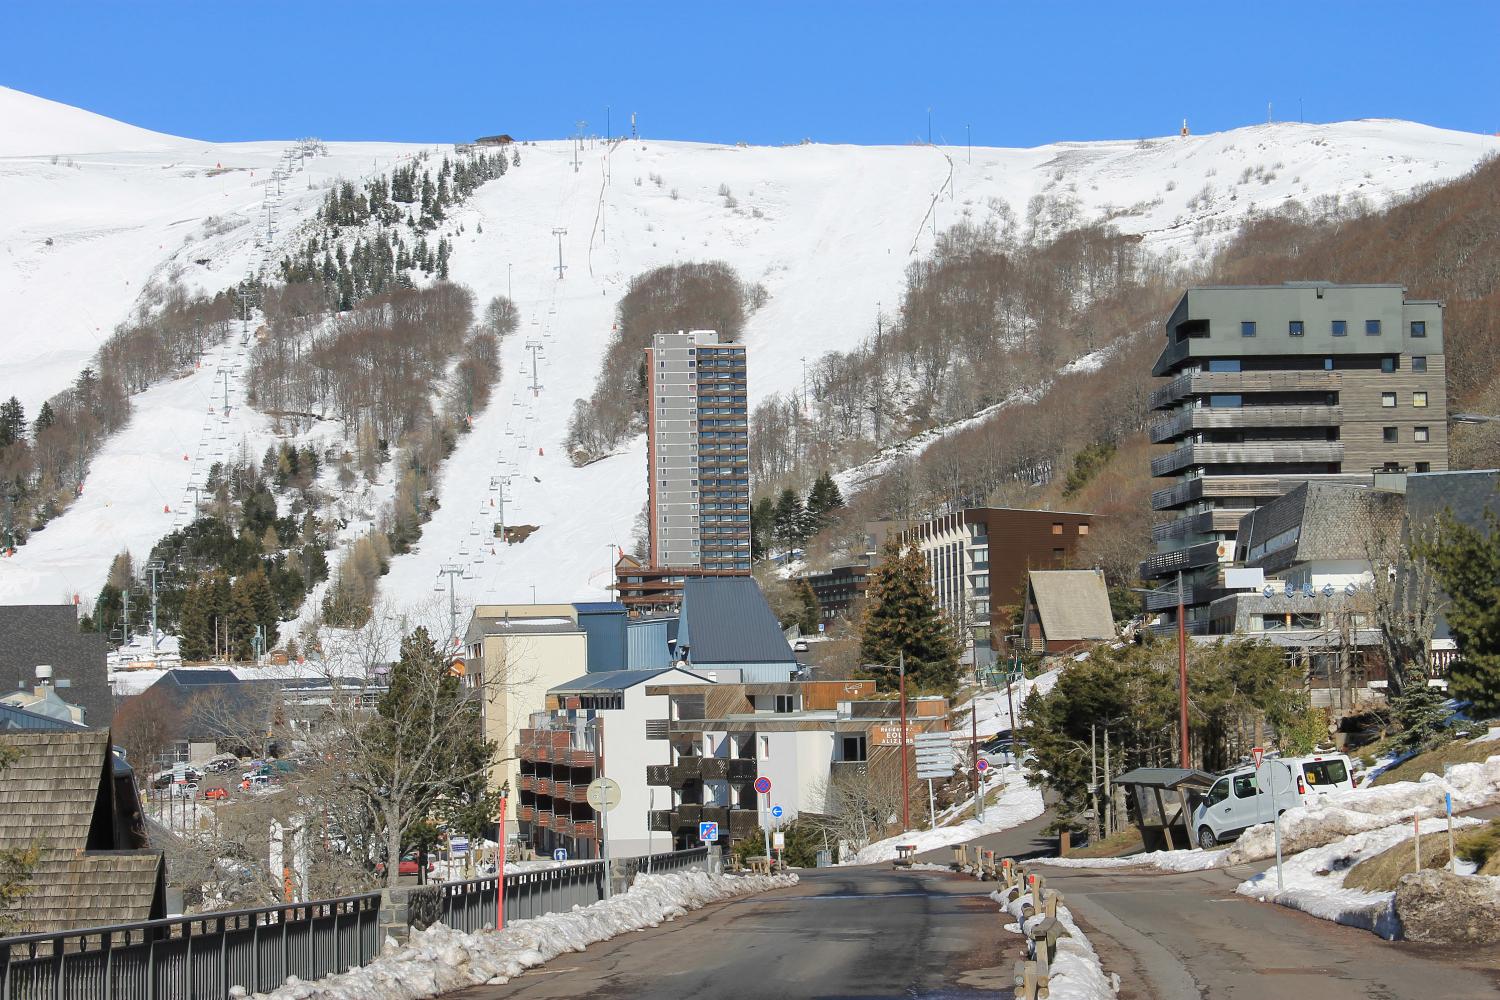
{"left": 1192, "top": 753, "right": 1353, "bottom": 848}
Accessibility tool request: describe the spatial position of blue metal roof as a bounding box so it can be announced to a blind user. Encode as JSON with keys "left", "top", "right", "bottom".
{"left": 680, "top": 578, "right": 796, "bottom": 666}
{"left": 0, "top": 701, "right": 87, "bottom": 731}
{"left": 573, "top": 602, "right": 627, "bottom": 614}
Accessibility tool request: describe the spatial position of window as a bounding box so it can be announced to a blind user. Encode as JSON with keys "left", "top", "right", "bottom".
{"left": 1416, "top": 462, "right": 1431, "bottom": 473}
{"left": 1051, "top": 522, "right": 1063, "bottom": 535}
{"left": 1412, "top": 356, "right": 1427, "bottom": 373}
{"left": 1206, "top": 779, "right": 1229, "bottom": 807}
{"left": 1232, "top": 773, "right": 1259, "bottom": 799}
{"left": 1331, "top": 320, "right": 1348, "bottom": 337}
{"left": 841, "top": 735, "right": 867, "bottom": 762}
{"left": 760, "top": 736, "right": 770, "bottom": 760}
{"left": 1381, "top": 357, "right": 1398, "bottom": 373}
{"left": 1366, "top": 319, "right": 1382, "bottom": 336}
{"left": 1383, "top": 427, "right": 1398, "bottom": 443}
{"left": 1288, "top": 320, "right": 1304, "bottom": 337}
{"left": 1302, "top": 760, "right": 1349, "bottom": 787}
{"left": 1411, "top": 320, "right": 1427, "bottom": 338}
{"left": 1414, "top": 426, "right": 1430, "bottom": 443}
{"left": 1240, "top": 321, "right": 1257, "bottom": 337}
{"left": 1209, "top": 394, "right": 1242, "bottom": 408}
{"left": 1208, "top": 359, "right": 1241, "bottom": 373}
{"left": 774, "top": 695, "right": 795, "bottom": 713}
{"left": 1078, "top": 524, "right": 1089, "bottom": 536}
{"left": 1052, "top": 547, "right": 1065, "bottom": 561}
{"left": 1382, "top": 392, "right": 1397, "bottom": 408}
{"left": 1413, "top": 391, "right": 1428, "bottom": 408}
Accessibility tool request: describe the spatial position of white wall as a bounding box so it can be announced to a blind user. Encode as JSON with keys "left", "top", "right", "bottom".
{"left": 758, "top": 730, "right": 834, "bottom": 822}
{"left": 599, "top": 668, "right": 706, "bottom": 857}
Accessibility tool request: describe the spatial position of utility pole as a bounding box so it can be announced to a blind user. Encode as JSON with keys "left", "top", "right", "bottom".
{"left": 437, "top": 564, "right": 466, "bottom": 652}
{"left": 507, "top": 262, "right": 512, "bottom": 301}
{"left": 146, "top": 560, "right": 164, "bottom": 648}
{"left": 899, "top": 651, "right": 909, "bottom": 831}
{"left": 573, "top": 120, "right": 587, "bottom": 172}
{"left": 551, "top": 228, "right": 568, "bottom": 280}
{"left": 121, "top": 588, "right": 132, "bottom": 646}
{"left": 1177, "top": 569, "right": 1189, "bottom": 768}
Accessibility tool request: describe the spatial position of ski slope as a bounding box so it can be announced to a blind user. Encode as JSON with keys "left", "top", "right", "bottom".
{"left": 4, "top": 84, "right": 1498, "bottom": 615}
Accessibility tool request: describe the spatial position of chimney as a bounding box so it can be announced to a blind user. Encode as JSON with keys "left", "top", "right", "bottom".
{"left": 34, "top": 664, "right": 53, "bottom": 690}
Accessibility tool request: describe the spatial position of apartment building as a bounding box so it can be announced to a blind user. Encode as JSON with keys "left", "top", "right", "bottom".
{"left": 896, "top": 508, "right": 1095, "bottom": 655}
{"left": 1146, "top": 283, "right": 1447, "bottom": 632}
{"left": 514, "top": 668, "right": 707, "bottom": 860}
{"left": 644, "top": 678, "right": 949, "bottom": 850}
{"left": 645, "top": 330, "right": 751, "bottom": 572}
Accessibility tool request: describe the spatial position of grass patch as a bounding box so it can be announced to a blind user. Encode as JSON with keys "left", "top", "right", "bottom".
{"left": 1344, "top": 820, "right": 1500, "bottom": 892}
{"left": 1372, "top": 737, "right": 1499, "bottom": 786}
{"left": 1069, "top": 827, "right": 1145, "bottom": 859}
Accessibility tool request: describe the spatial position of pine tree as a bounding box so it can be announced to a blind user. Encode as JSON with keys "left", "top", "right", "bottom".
{"left": 773, "top": 487, "right": 806, "bottom": 551}
{"left": 795, "top": 578, "right": 821, "bottom": 633}
{"left": 805, "top": 471, "right": 845, "bottom": 533}
{"left": 859, "top": 537, "right": 960, "bottom": 694}
{"left": 228, "top": 574, "right": 260, "bottom": 660}
{"left": 751, "top": 496, "right": 776, "bottom": 559}
{"left": 1418, "top": 510, "right": 1500, "bottom": 716}
{"left": 33, "top": 402, "right": 55, "bottom": 433}
{"left": 0, "top": 397, "right": 24, "bottom": 447}
{"left": 1389, "top": 680, "right": 1451, "bottom": 755}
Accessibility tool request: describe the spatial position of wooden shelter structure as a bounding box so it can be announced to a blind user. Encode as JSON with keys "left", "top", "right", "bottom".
{"left": 1114, "top": 766, "right": 1216, "bottom": 852}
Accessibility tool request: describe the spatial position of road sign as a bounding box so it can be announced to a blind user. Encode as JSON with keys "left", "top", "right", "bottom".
{"left": 699, "top": 821, "right": 719, "bottom": 843}
{"left": 773, "top": 831, "right": 786, "bottom": 850}
{"left": 771, "top": 805, "right": 783, "bottom": 819}
{"left": 451, "top": 837, "right": 470, "bottom": 855}
{"left": 975, "top": 758, "right": 989, "bottom": 773}
{"left": 754, "top": 776, "right": 772, "bottom": 795}
{"left": 552, "top": 847, "right": 568, "bottom": 862}
{"left": 1252, "top": 746, "right": 1265, "bottom": 769}
{"left": 586, "top": 777, "right": 622, "bottom": 811}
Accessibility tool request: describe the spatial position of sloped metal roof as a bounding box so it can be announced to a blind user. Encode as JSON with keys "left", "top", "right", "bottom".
{"left": 680, "top": 578, "right": 797, "bottom": 666}
{"left": 548, "top": 668, "right": 708, "bottom": 694}
{"left": 1028, "top": 570, "right": 1115, "bottom": 641}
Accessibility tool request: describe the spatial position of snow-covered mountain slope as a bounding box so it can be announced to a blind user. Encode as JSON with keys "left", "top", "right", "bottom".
{"left": 3, "top": 85, "right": 1497, "bottom": 615}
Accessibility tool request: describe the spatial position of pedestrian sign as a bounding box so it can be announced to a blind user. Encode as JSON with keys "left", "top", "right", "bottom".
{"left": 771, "top": 805, "right": 783, "bottom": 819}
{"left": 754, "top": 776, "right": 772, "bottom": 795}
{"left": 552, "top": 848, "right": 568, "bottom": 862}
{"left": 699, "top": 821, "right": 719, "bottom": 843}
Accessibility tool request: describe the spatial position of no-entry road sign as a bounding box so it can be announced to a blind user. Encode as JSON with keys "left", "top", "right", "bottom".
{"left": 754, "top": 776, "right": 772, "bottom": 795}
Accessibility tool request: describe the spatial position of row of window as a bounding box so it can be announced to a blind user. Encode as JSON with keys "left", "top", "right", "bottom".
{"left": 1241, "top": 320, "right": 1427, "bottom": 338}
{"left": 1381, "top": 391, "right": 1429, "bottom": 408}
{"left": 1382, "top": 426, "right": 1432, "bottom": 442}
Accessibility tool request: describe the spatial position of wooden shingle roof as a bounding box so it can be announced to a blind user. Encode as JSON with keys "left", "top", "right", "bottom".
{"left": 0, "top": 729, "right": 165, "bottom": 933}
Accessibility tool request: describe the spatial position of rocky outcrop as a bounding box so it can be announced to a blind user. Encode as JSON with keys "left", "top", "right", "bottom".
{"left": 1394, "top": 869, "right": 1500, "bottom": 945}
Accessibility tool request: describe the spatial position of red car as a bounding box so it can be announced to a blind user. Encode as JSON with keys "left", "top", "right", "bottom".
{"left": 203, "top": 787, "right": 228, "bottom": 801}
{"left": 398, "top": 857, "right": 421, "bottom": 876}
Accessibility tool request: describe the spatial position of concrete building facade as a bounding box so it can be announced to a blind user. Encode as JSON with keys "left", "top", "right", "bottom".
{"left": 645, "top": 330, "right": 751, "bottom": 572}
{"left": 1146, "top": 283, "right": 1447, "bottom": 633}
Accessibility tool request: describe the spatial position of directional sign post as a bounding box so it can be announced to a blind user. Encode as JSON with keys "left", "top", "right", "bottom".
{"left": 771, "top": 805, "right": 783, "bottom": 820}
{"left": 914, "top": 732, "right": 955, "bottom": 830}
{"left": 587, "top": 777, "right": 621, "bottom": 899}
{"left": 552, "top": 847, "right": 568, "bottom": 863}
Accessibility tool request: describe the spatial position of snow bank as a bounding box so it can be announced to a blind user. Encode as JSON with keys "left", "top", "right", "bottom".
{"left": 240, "top": 870, "right": 796, "bottom": 999}
{"left": 1235, "top": 816, "right": 1481, "bottom": 939}
{"left": 992, "top": 888, "right": 1118, "bottom": 1000}
{"left": 955, "top": 669, "right": 1061, "bottom": 740}
{"left": 848, "top": 765, "right": 1045, "bottom": 864}
{"left": 1226, "top": 755, "right": 1500, "bottom": 864}
{"left": 1038, "top": 847, "right": 1228, "bottom": 873}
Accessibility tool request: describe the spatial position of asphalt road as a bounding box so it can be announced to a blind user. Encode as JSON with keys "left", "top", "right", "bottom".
{"left": 445, "top": 866, "right": 1019, "bottom": 999}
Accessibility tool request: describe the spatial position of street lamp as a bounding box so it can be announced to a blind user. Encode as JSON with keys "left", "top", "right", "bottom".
{"left": 865, "top": 652, "right": 909, "bottom": 831}
{"left": 1129, "top": 570, "right": 1190, "bottom": 768}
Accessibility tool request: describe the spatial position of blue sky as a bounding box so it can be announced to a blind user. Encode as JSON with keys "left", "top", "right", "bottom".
{"left": 6, "top": 2, "right": 1498, "bottom": 146}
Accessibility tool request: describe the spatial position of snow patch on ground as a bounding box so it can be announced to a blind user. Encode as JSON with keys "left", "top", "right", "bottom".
{"left": 849, "top": 765, "right": 1045, "bottom": 864}
{"left": 241, "top": 870, "right": 796, "bottom": 999}
{"left": 993, "top": 887, "right": 1118, "bottom": 1000}
{"left": 1037, "top": 847, "right": 1230, "bottom": 873}
{"left": 1235, "top": 815, "right": 1481, "bottom": 939}
{"left": 954, "top": 668, "right": 1062, "bottom": 740}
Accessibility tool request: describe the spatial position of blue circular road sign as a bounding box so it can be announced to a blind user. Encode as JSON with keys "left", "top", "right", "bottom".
{"left": 552, "top": 848, "right": 568, "bottom": 862}
{"left": 771, "top": 805, "right": 783, "bottom": 819}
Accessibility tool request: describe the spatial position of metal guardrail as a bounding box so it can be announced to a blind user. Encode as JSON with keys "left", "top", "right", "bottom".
{"left": 0, "top": 894, "right": 380, "bottom": 1000}
{"left": 0, "top": 848, "right": 712, "bottom": 1000}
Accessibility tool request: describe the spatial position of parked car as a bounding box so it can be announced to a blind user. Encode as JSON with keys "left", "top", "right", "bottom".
{"left": 1192, "top": 753, "right": 1354, "bottom": 848}
{"left": 170, "top": 782, "right": 199, "bottom": 799}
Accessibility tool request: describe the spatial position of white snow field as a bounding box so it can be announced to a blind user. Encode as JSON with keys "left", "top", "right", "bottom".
{"left": 240, "top": 869, "right": 798, "bottom": 999}
{"left": 849, "top": 763, "right": 1045, "bottom": 864}
{"left": 6, "top": 83, "right": 1500, "bottom": 613}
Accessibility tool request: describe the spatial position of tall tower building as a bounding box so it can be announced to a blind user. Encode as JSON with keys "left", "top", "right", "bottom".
{"left": 645, "top": 330, "right": 750, "bottom": 572}
{"left": 1145, "top": 283, "right": 1446, "bottom": 633}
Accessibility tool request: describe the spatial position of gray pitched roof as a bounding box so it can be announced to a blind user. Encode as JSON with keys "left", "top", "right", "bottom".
{"left": 0, "top": 701, "right": 87, "bottom": 732}
{"left": 0, "top": 605, "right": 111, "bottom": 728}
{"left": 549, "top": 667, "right": 708, "bottom": 694}
{"left": 1237, "top": 481, "right": 1403, "bottom": 571}
{"left": 679, "top": 578, "right": 796, "bottom": 666}
{"left": 1027, "top": 570, "right": 1115, "bottom": 642}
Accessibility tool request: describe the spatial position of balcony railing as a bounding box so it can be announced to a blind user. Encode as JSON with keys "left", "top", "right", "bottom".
{"left": 1150, "top": 370, "right": 1340, "bottom": 410}
{"left": 1142, "top": 581, "right": 1198, "bottom": 611}
{"left": 1140, "top": 540, "right": 1226, "bottom": 579}
{"left": 1149, "top": 405, "right": 1343, "bottom": 443}
{"left": 1151, "top": 509, "right": 1248, "bottom": 542}
{"left": 1151, "top": 441, "right": 1344, "bottom": 477}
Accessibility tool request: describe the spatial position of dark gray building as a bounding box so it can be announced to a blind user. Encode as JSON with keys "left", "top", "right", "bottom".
{"left": 1145, "top": 283, "right": 1447, "bottom": 633}
{"left": 0, "top": 604, "right": 112, "bottom": 727}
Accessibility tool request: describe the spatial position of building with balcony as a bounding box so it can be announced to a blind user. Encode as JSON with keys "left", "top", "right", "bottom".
{"left": 514, "top": 668, "right": 707, "bottom": 860}
{"left": 646, "top": 330, "right": 751, "bottom": 573}
{"left": 891, "top": 508, "right": 1096, "bottom": 659}
{"left": 464, "top": 606, "right": 589, "bottom": 839}
{"left": 1147, "top": 283, "right": 1447, "bottom": 633}
{"left": 643, "top": 678, "right": 950, "bottom": 851}
{"left": 612, "top": 552, "right": 749, "bottom": 615}
{"left": 794, "top": 563, "right": 870, "bottom": 623}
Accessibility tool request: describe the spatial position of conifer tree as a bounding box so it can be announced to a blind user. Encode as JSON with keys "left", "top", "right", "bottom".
{"left": 0, "top": 397, "right": 24, "bottom": 447}
{"left": 773, "top": 487, "right": 806, "bottom": 551}
{"left": 805, "top": 470, "right": 845, "bottom": 533}
{"left": 795, "top": 578, "right": 821, "bottom": 633}
{"left": 751, "top": 496, "right": 776, "bottom": 559}
{"left": 859, "top": 537, "right": 960, "bottom": 693}
{"left": 1418, "top": 510, "right": 1500, "bottom": 716}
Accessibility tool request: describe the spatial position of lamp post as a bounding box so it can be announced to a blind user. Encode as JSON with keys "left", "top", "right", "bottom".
{"left": 867, "top": 653, "right": 909, "bottom": 831}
